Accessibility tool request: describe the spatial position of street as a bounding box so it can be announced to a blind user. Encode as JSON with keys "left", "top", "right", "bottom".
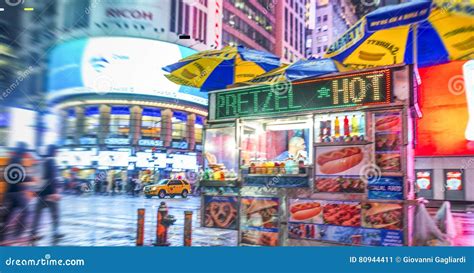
{"left": 3, "top": 194, "right": 471, "bottom": 247}
{"left": 25, "top": 195, "right": 237, "bottom": 247}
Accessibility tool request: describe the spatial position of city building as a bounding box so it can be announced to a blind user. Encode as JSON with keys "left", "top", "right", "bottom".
{"left": 39, "top": 0, "right": 223, "bottom": 179}
{"left": 308, "top": 0, "right": 357, "bottom": 58}
{"left": 222, "top": 0, "right": 306, "bottom": 63}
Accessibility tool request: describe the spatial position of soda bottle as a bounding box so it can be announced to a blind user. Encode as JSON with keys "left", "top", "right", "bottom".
{"left": 334, "top": 116, "right": 340, "bottom": 138}
{"left": 359, "top": 114, "right": 365, "bottom": 136}
{"left": 343, "top": 116, "right": 350, "bottom": 136}
{"left": 326, "top": 120, "right": 332, "bottom": 137}
{"left": 351, "top": 115, "right": 358, "bottom": 136}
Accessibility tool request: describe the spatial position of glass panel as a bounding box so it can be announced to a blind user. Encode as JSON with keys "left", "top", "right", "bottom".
{"left": 109, "top": 106, "right": 130, "bottom": 137}
{"left": 84, "top": 106, "right": 100, "bottom": 136}
{"left": 203, "top": 127, "right": 238, "bottom": 172}
{"left": 141, "top": 108, "right": 161, "bottom": 138}
{"left": 241, "top": 117, "right": 312, "bottom": 174}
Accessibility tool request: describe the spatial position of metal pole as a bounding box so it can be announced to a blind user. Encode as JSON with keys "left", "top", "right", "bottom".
{"left": 183, "top": 211, "right": 193, "bottom": 246}
{"left": 136, "top": 209, "right": 145, "bottom": 246}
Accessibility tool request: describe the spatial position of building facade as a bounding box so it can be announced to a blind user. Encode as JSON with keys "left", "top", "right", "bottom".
{"left": 41, "top": 0, "right": 222, "bottom": 179}
{"left": 308, "top": 0, "right": 357, "bottom": 58}
{"left": 222, "top": 0, "right": 306, "bottom": 63}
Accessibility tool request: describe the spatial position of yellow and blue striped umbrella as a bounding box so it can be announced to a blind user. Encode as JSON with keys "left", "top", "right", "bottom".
{"left": 162, "top": 45, "right": 280, "bottom": 91}
{"left": 234, "top": 58, "right": 349, "bottom": 87}
{"left": 324, "top": 0, "right": 473, "bottom": 69}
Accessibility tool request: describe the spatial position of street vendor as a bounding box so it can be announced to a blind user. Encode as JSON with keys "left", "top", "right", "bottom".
{"left": 274, "top": 136, "right": 307, "bottom": 161}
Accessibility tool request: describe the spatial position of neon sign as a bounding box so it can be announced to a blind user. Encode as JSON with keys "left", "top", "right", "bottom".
{"left": 213, "top": 69, "right": 391, "bottom": 120}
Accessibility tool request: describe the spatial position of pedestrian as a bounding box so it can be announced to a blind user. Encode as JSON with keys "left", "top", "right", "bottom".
{"left": 30, "top": 145, "right": 63, "bottom": 241}
{"left": 0, "top": 142, "right": 32, "bottom": 242}
{"left": 107, "top": 170, "right": 115, "bottom": 195}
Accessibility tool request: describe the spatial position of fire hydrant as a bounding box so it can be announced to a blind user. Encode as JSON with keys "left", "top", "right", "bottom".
{"left": 154, "top": 202, "right": 176, "bottom": 246}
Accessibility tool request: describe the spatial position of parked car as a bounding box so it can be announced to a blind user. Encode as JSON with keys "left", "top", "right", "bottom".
{"left": 143, "top": 179, "right": 191, "bottom": 199}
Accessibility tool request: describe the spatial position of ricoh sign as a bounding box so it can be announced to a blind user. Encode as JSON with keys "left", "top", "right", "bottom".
{"left": 106, "top": 8, "right": 154, "bottom": 21}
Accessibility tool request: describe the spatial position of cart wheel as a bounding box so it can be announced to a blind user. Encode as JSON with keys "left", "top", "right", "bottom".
{"left": 181, "top": 190, "right": 188, "bottom": 198}
{"left": 158, "top": 190, "right": 166, "bottom": 199}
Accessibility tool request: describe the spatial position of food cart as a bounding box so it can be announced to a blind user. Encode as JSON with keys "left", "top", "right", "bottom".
{"left": 200, "top": 65, "right": 417, "bottom": 246}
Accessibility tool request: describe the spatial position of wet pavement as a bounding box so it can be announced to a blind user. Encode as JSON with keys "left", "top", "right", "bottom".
{"left": 3, "top": 194, "right": 473, "bottom": 246}
{"left": 14, "top": 194, "right": 238, "bottom": 246}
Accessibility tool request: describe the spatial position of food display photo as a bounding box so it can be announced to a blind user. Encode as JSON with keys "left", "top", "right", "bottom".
{"left": 240, "top": 197, "right": 279, "bottom": 230}
{"left": 361, "top": 202, "right": 403, "bottom": 230}
{"left": 288, "top": 223, "right": 321, "bottom": 240}
{"left": 315, "top": 145, "right": 367, "bottom": 176}
{"left": 323, "top": 202, "right": 361, "bottom": 227}
{"left": 241, "top": 229, "right": 279, "bottom": 247}
{"left": 288, "top": 199, "right": 323, "bottom": 223}
{"left": 203, "top": 196, "right": 238, "bottom": 230}
{"left": 314, "top": 176, "right": 365, "bottom": 193}
{"left": 374, "top": 113, "right": 402, "bottom": 172}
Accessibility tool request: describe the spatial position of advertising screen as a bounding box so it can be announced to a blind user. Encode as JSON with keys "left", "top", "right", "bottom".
{"left": 416, "top": 61, "right": 474, "bottom": 156}
{"left": 98, "top": 151, "right": 129, "bottom": 167}
{"left": 445, "top": 170, "right": 463, "bottom": 191}
{"left": 48, "top": 37, "right": 207, "bottom": 106}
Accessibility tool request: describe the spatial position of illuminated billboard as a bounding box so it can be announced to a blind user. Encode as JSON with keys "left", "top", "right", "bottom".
{"left": 415, "top": 60, "right": 474, "bottom": 156}
{"left": 47, "top": 37, "right": 207, "bottom": 106}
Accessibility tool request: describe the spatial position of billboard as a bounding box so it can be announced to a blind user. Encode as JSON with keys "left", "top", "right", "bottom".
{"left": 415, "top": 61, "right": 474, "bottom": 156}
{"left": 47, "top": 37, "right": 207, "bottom": 106}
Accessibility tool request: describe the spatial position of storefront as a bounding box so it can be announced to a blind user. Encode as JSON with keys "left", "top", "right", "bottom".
{"left": 415, "top": 60, "right": 474, "bottom": 202}
{"left": 47, "top": 37, "right": 207, "bottom": 182}
{"left": 200, "top": 65, "right": 417, "bottom": 246}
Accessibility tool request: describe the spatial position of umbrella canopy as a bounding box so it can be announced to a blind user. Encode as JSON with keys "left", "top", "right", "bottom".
{"left": 324, "top": 0, "right": 473, "bottom": 69}
{"left": 234, "top": 58, "right": 346, "bottom": 87}
{"left": 162, "top": 45, "right": 280, "bottom": 91}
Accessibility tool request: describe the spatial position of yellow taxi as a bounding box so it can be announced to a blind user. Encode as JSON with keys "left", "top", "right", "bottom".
{"left": 143, "top": 179, "right": 191, "bottom": 199}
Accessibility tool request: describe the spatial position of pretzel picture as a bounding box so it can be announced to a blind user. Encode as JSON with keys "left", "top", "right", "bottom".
{"left": 203, "top": 196, "right": 238, "bottom": 229}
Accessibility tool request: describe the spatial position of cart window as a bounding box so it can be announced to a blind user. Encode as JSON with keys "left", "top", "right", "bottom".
{"left": 203, "top": 127, "right": 238, "bottom": 172}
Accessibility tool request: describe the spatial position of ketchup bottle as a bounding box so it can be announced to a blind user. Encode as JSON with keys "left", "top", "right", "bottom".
{"left": 343, "top": 115, "right": 350, "bottom": 136}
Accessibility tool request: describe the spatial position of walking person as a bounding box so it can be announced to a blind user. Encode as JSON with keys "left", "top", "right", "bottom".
{"left": 0, "top": 142, "right": 32, "bottom": 242}
{"left": 30, "top": 145, "right": 63, "bottom": 241}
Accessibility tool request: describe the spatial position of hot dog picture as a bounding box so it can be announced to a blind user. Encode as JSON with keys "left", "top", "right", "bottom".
{"left": 289, "top": 201, "right": 322, "bottom": 222}
{"left": 316, "top": 147, "right": 364, "bottom": 175}
{"left": 323, "top": 203, "right": 361, "bottom": 227}
{"left": 362, "top": 203, "right": 403, "bottom": 230}
{"left": 375, "top": 115, "right": 400, "bottom": 132}
{"left": 314, "top": 176, "right": 365, "bottom": 193}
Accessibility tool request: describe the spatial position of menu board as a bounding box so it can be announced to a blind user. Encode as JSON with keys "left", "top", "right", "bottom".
{"left": 315, "top": 145, "right": 368, "bottom": 176}
{"left": 374, "top": 112, "right": 402, "bottom": 172}
{"left": 361, "top": 202, "right": 403, "bottom": 230}
{"left": 445, "top": 170, "right": 463, "bottom": 190}
{"left": 240, "top": 197, "right": 279, "bottom": 246}
{"left": 287, "top": 199, "right": 404, "bottom": 246}
{"left": 416, "top": 170, "right": 432, "bottom": 190}
{"left": 314, "top": 176, "right": 365, "bottom": 193}
{"left": 203, "top": 196, "right": 238, "bottom": 230}
{"left": 367, "top": 176, "right": 403, "bottom": 200}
